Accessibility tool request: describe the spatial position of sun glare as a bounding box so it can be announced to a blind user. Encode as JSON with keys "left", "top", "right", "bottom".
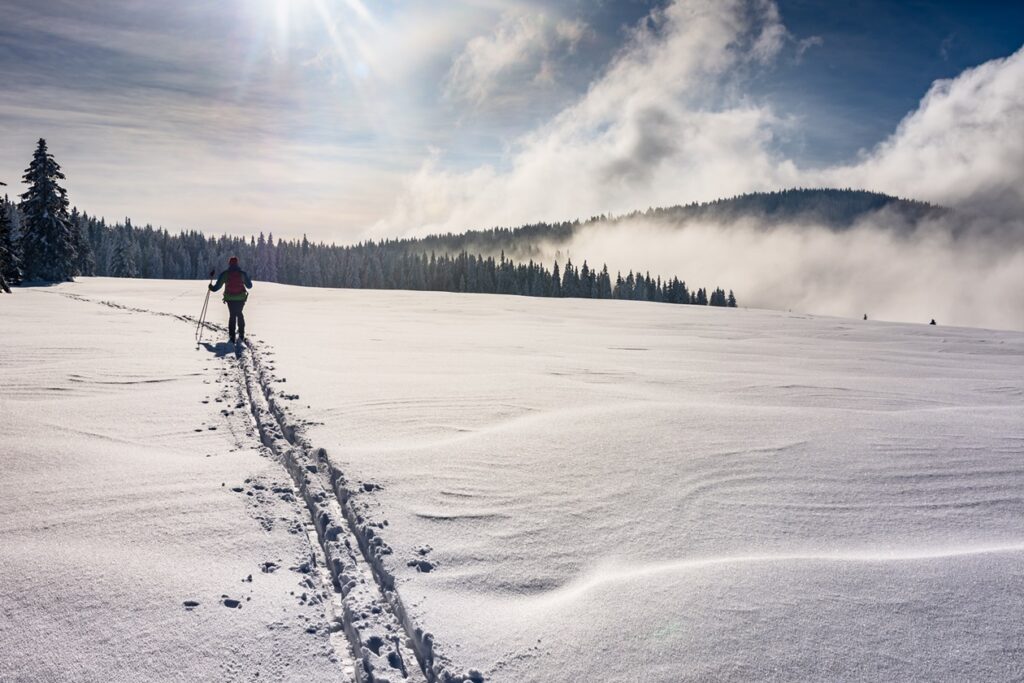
{"left": 262, "top": 0, "right": 377, "bottom": 76}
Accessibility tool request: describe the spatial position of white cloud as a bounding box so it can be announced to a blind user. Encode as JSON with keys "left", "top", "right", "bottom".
{"left": 383, "top": 0, "right": 795, "bottom": 235}
{"left": 557, "top": 214, "right": 1024, "bottom": 330}
{"left": 387, "top": 1, "right": 1024, "bottom": 237}
{"left": 374, "top": 0, "right": 1024, "bottom": 329}
{"left": 824, "top": 47, "right": 1024, "bottom": 219}
{"left": 749, "top": 0, "right": 788, "bottom": 63}
{"left": 795, "top": 35, "right": 824, "bottom": 61}
{"left": 554, "top": 18, "right": 587, "bottom": 49}
{"left": 443, "top": 11, "right": 590, "bottom": 106}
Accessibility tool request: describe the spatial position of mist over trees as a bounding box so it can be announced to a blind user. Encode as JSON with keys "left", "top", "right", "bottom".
{"left": 0, "top": 140, "right": 739, "bottom": 308}
{"left": 397, "top": 188, "right": 945, "bottom": 262}
{"left": 112, "top": 216, "right": 743, "bottom": 305}
{"left": 0, "top": 194, "right": 736, "bottom": 306}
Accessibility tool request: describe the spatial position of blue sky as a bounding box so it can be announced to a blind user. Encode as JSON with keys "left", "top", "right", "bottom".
{"left": 0, "top": 0, "right": 1022, "bottom": 240}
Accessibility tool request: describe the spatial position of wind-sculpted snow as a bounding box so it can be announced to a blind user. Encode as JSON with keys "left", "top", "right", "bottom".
{"left": 537, "top": 543, "right": 1024, "bottom": 606}
{"left": 32, "top": 283, "right": 481, "bottom": 683}
{"left": 0, "top": 289, "right": 349, "bottom": 681}
{"left": 24, "top": 278, "right": 1024, "bottom": 681}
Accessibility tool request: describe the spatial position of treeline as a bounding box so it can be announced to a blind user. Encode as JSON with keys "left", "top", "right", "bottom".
{"left": 1, "top": 138, "right": 737, "bottom": 308}
{"left": 74, "top": 215, "right": 733, "bottom": 306}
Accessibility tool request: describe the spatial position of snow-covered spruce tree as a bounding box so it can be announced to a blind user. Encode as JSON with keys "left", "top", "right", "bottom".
{"left": 69, "top": 208, "right": 95, "bottom": 276}
{"left": 108, "top": 225, "right": 139, "bottom": 277}
{"left": 19, "top": 138, "right": 77, "bottom": 281}
{"left": 255, "top": 232, "right": 268, "bottom": 280}
{"left": 0, "top": 198, "right": 23, "bottom": 287}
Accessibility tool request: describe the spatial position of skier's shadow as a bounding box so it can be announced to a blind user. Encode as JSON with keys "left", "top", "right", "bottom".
{"left": 200, "top": 341, "right": 236, "bottom": 358}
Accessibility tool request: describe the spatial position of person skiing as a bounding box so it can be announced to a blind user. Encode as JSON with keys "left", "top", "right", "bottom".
{"left": 209, "top": 256, "right": 253, "bottom": 344}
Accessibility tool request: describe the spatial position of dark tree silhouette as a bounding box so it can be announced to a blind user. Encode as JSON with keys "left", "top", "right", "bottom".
{"left": 19, "top": 139, "right": 77, "bottom": 281}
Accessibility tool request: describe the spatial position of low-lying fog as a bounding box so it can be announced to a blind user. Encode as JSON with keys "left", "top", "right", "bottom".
{"left": 550, "top": 213, "right": 1024, "bottom": 331}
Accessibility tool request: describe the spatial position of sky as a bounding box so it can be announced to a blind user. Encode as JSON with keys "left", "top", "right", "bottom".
{"left": 1, "top": 0, "right": 1023, "bottom": 242}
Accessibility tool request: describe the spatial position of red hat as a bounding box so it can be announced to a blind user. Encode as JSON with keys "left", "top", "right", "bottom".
{"left": 228, "top": 256, "right": 239, "bottom": 265}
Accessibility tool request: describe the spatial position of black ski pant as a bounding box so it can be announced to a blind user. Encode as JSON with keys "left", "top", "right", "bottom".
{"left": 226, "top": 300, "right": 246, "bottom": 340}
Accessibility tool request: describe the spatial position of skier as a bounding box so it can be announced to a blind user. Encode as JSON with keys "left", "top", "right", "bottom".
{"left": 209, "top": 256, "right": 253, "bottom": 344}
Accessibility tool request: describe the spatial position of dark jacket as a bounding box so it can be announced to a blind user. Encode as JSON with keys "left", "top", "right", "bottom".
{"left": 210, "top": 264, "right": 253, "bottom": 302}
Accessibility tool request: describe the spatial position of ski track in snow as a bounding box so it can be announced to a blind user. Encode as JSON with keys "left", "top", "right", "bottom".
{"left": 45, "top": 286, "right": 1024, "bottom": 681}
{"left": 54, "top": 291, "right": 480, "bottom": 683}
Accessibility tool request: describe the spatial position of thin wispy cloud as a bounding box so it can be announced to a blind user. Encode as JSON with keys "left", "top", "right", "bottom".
{"left": 444, "top": 11, "right": 590, "bottom": 107}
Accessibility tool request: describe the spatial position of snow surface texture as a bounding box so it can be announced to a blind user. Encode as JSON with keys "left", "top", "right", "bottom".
{"left": 5, "top": 278, "right": 1024, "bottom": 682}
{"left": 0, "top": 290, "right": 352, "bottom": 682}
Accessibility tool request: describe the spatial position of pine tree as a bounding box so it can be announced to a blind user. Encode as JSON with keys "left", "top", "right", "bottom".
{"left": 0, "top": 199, "right": 23, "bottom": 287}
{"left": 266, "top": 233, "right": 279, "bottom": 282}
{"left": 109, "top": 225, "right": 139, "bottom": 277}
{"left": 599, "top": 265, "right": 612, "bottom": 298}
{"left": 19, "top": 139, "right": 77, "bottom": 281}
{"left": 69, "top": 208, "right": 94, "bottom": 276}
{"left": 146, "top": 245, "right": 164, "bottom": 278}
{"left": 255, "top": 232, "right": 269, "bottom": 280}
{"left": 727, "top": 290, "right": 737, "bottom": 307}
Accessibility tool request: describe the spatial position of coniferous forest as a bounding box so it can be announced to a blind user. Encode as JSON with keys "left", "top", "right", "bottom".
{"left": 0, "top": 139, "right": 738, "bottom": 307}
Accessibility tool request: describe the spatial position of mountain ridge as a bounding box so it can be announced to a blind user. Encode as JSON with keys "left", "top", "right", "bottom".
{"left": 394, "top": 188, "right": 946, "bottom": 260}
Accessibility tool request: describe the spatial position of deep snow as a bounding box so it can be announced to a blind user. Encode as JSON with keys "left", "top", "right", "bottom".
{"left": 4, "top": 278, "right": 1024, "bottom": 681}
{"left": 0, "top": 289, "right": 351, "bottom": 682}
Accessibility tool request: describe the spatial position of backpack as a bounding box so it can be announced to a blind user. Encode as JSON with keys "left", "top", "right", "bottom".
{"left": 225, "top": 270, "right": 246, "bottom": 295}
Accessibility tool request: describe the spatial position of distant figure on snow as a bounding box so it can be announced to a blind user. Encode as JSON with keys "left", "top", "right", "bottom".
{"left": 863, "top": 314, "right": 868, "bottom": 321}
{"left": 930, "top": 319, "right": 937, "bottom": 325}
{"left": 209, "top": 256, "right": 253, "bottom": 344}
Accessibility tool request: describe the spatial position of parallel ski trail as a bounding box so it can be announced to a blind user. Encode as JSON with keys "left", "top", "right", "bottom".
{"left": 54, "top": 292, "right": 476, "bottom": 683}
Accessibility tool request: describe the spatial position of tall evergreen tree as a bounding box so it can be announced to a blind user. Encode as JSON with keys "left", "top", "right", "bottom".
{"left": 0, "top": 198, "right": 23, "bottom": 287}
{"left": 255, "top": 232, "right": 269, "bottom": 280}
{"left": 19, "top": 139, "right": 77, "bottom": 281}
{"left": 69, "top": 208, "right": 94, "bottom": 276}
{"left": 109, "top": 224, "right": 139, "bottom": 277}
{"left": 550, "top": 261, "right": 562, "bottom": 296}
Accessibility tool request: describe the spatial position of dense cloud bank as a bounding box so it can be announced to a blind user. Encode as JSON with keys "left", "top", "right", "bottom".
{"left": 555, "top": 212, "right": 1024, "bottom": 331}
{"left": 382, "top": 3, "right": 1024, "bottom": 234}
{"left": 377, "top": 0, "right": 1024, "bottom": 329}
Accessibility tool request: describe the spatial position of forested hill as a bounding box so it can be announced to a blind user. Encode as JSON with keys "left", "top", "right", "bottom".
{"left": 0, "top": 185, "right": 938, "bottom": 307}
{"left": 400, "top": 188, "right": 945, "bottom": 260}
{"left": 655, "top": 188, "right": 942, "bottom": 226}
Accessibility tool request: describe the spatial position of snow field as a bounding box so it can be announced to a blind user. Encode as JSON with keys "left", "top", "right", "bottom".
{"left": 0, "top": 288, "right": 349, "bottom": 681}
{"left": 5, "top": 278, "right": 1024, "bottom": 681}
{"left": 218, "top": 281, "right": 1024, "bottom": 681}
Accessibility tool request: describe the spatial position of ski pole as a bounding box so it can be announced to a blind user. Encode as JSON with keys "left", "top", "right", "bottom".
{"left": 196, "top": 269, "right": 216, "bottom": 344}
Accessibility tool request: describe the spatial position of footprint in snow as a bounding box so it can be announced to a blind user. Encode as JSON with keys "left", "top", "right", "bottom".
{"left": 407, "top": 559, "right": 436, "bottom": 573}
{"left": 183, "top": 600, "right": 200, "bottom": 610}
